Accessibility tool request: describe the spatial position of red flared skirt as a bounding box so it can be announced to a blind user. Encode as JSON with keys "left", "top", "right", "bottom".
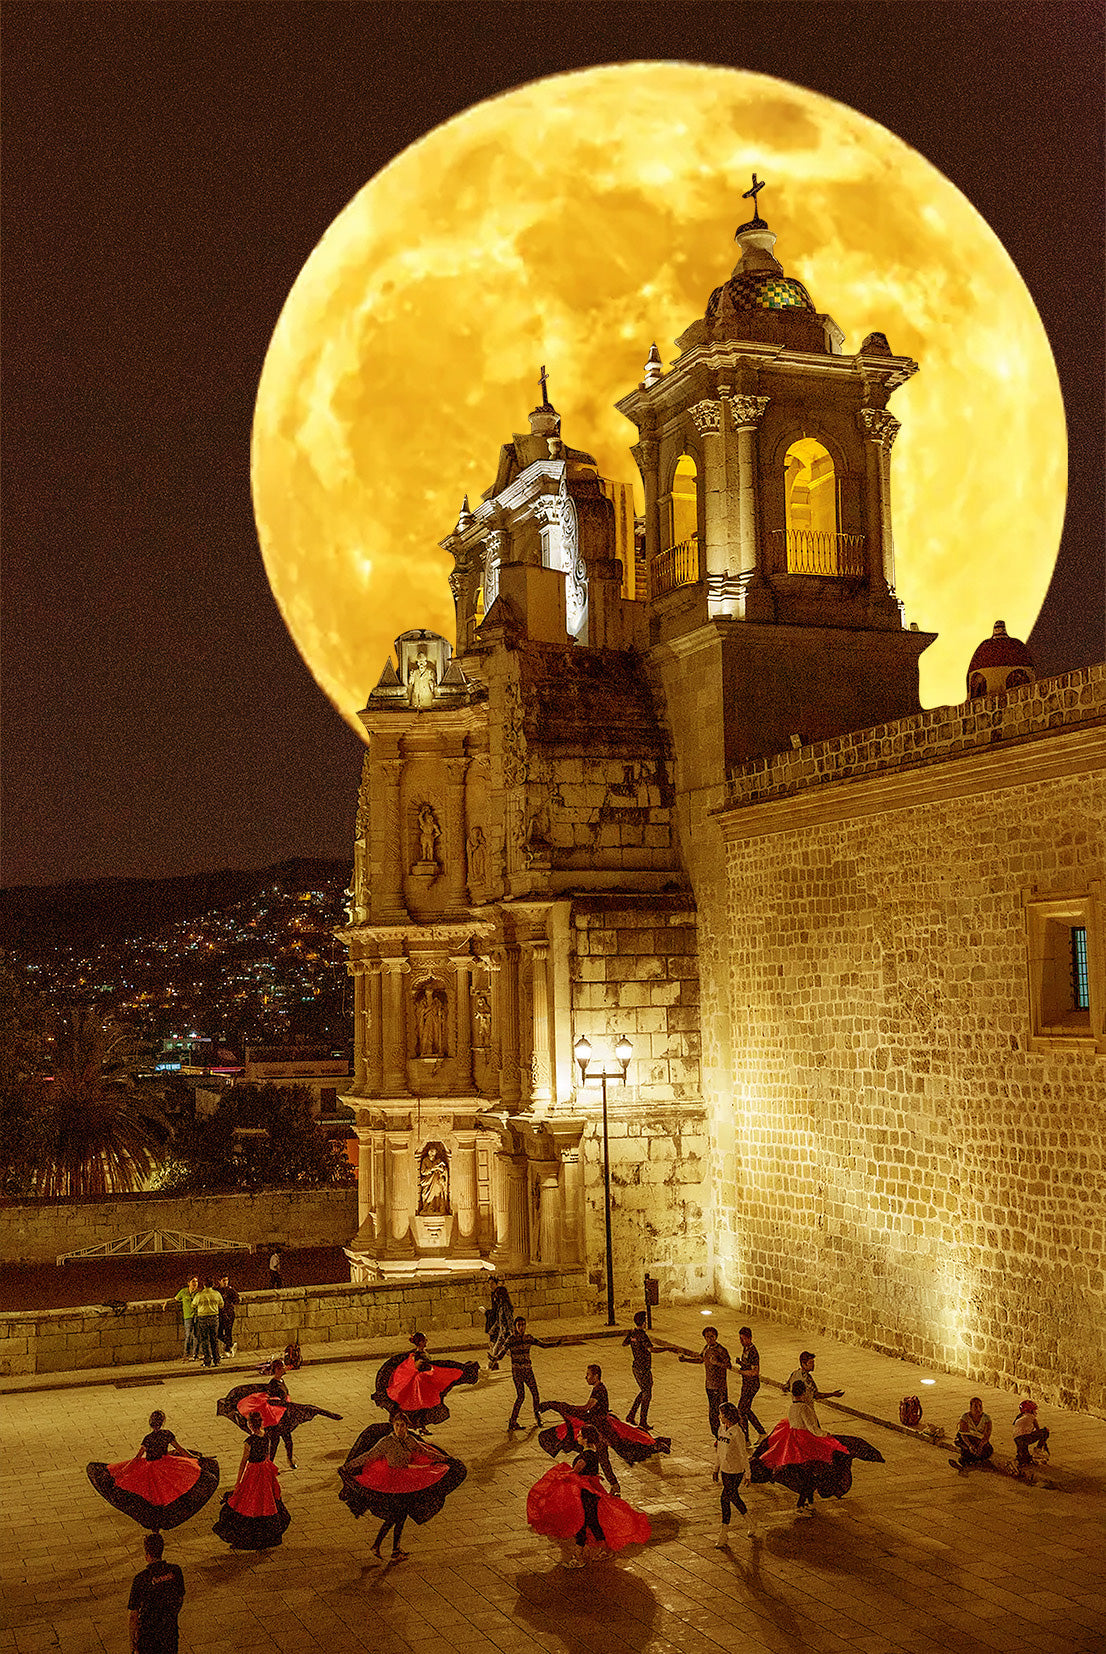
{"left": 527, "top": 1463, "right": 650, "bottom": 1551}
{"left": 87, "top": 1452, "right": 220, "bottom": 1531}
{"left": 212, "top": 1459, "right": 291, "bottom": 1549}
{"left": 234, "top": 1391, "right": 286, "bottom": 1429}
{"left": 538, "top": 1406, "right": 670, "bottom": 1465}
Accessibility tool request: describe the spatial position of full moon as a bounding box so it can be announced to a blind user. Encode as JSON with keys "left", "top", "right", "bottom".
{"left": 252, "top": 63, "right": 1065, "bottom": 731}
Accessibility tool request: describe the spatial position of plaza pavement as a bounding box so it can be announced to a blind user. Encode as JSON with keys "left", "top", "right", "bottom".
{"left": 2, "top": 1303, "right": 1104, "bottom": 1654}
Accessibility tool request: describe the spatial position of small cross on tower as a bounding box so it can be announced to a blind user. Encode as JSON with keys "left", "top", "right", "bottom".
{"left": 539, "top": 363, "right": 551, "bottom": 408}
{"left": 742, "top": 171, "right": 767, "bottom": 222}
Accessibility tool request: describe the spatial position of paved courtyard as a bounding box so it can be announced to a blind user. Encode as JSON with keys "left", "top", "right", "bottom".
{"left": 3, "top": 1306, "right": 1104, "bottom": 1654}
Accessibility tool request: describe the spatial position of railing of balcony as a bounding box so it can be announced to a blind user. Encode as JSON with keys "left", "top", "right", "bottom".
{"left": 773, "top": 528, "right": 866, "bottom": 577}
{"left": 651, "top": 534, "right": 700, "bottom": 596}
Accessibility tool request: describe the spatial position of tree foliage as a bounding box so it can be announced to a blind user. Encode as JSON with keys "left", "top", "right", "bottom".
{"left": 160, "top": 1082, "right": 354, "bottom": 1195}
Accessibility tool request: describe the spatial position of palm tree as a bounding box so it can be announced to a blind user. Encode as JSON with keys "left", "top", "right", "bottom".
{"left": 36, "top": 1009, "right": 170, "bottom": 1197}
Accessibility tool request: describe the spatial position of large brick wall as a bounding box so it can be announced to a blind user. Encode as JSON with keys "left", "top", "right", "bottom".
{"left": 0, "top": 1188, "right": 358, "bottom": 1265}
{"left": 709, "top": 668, "right": 1106, "bottom": 1411}
{"left": 0, "top": 1266, "right": 589, "bottom": 1377}
{"left": 571, "top": 899, "right": 709, "bottom": 1299}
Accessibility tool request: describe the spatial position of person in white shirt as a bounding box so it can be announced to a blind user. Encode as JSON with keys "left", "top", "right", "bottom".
{"left": 712, "top": 1402, "right": 753, "bottom": 1545}
{"left": 788, "top": 1379, "right": 823, "bottom": 1436}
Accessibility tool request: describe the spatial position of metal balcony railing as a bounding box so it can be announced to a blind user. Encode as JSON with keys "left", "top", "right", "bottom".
{"left": 651, "top": 534, "right": 700, "bottom": 596}
{"left": 773, "top": 528, "right": 866, "bottom": 577}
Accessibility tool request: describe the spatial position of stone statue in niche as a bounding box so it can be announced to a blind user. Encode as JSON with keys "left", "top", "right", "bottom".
{"left": 472, "top": 989, "right": 491, "bottom": 1048}
{"left": 414, "top": 983, "right": 447, "bottom": 1057}
{"left": 407, "top": 648, "right": 437, "bottom": 709}
{"left": 467, "top": 826, "right": 486, "bottom": 890}
{"left": 416, "top": 803, "right": 441, "bottom": 867}
{"left": 417, "top": 1142, "right": 450, "bottom": 1214}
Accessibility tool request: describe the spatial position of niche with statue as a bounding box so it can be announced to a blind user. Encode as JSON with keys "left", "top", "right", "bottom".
{"left": 411, "top": 1140, "right": 453, "bottom": 1250}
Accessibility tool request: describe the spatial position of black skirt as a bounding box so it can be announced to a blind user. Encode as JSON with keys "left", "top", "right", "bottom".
{"left": 87, "top": 1452, "right": 220, "bottom": 1531}
{"left": 338, "top": 1421, "right": 467, "bottom": 1526}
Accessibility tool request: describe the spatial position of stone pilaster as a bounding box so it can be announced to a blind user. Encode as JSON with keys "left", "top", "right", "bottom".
{"left": 381, "top": 958, "right": 410, "bottom": 1095}
{"left": 499, "top": 941, "right": 522, "bottom": 1111}
{"left": 378, "top": 758, "right": 406, "bottom": 920}
{"left": 451, "top": 953, "right": 474, "bottom": 1093}
{"left": 366, "top": 964, "right": 384, "bottom": 1094}
{"left": 443, "top": 756, "right": 468, "bottom": 913}
{"left": 860, "top": 406, "right": 901, "bottom": 595}
{"left": 537, "top": 1168, "right": 562, "bottom": 1265}
{"left": 451, "top": 1130, "right": 479, "bottom": 1255}
{"left": 527, "top": 938, "right": 553, "bottom": 1113}
{"left": 730, "top": 394, "right": 770, "bottom": 583}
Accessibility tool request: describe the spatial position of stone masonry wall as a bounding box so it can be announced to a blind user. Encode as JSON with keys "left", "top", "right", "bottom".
{"left": 0, "top": 1266, "right": 589, "bottom": 1377}
{"left": 0, "top": 1188, "right": 358, "bottom": 1265}
{"left": 711, "top": 714, "right": 1106, "bottom": 1411}
{"left": 572, "top": 899, "right": 709, "bottom": 1299}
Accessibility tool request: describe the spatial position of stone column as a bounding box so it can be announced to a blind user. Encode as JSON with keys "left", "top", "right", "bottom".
{"left": 527, "top": 939, "right": 553, "bottom": 1113}
{"left": 451, "top": 954, "right": 474, "bottom": 1094}
{"left": 860, "top": 407, "right": 901, "bottom": 595}
{"left": 492, "top": 1153, "right": 529, "bottom": 1267}
{"left": 366, "top": 964, "right": 384, "bottom": 1095}
{"left": 560, "top": 1147, "right": 583, "bottom": 1265}
{"left": 630, "top": 437, "right": 660, "bottom": 566}
{"left": 380, "top": 958, "right": 409, "bottom": 1095}
{"left": 451, "top": 1130, "right": 479, "bottom": 1254}
{"left": 499, "top": 942, "right": 522, "bottom": 1111}
{"left": 386, "top": 1130, "right": 415, "bottom": 1254}
{"left": 352, "top": 969, "right": 369, "bottom": 1089}
{"left": 378, "top": 757, "right": 406, "bottom": 920}
{"left": 690, "top": 399, "right": 724, "bottom": 581}
{"left": 443, "top": 756, "right": 468, "bottom": 913}
{"left": 537, "top": 1168, "right": 562, "bottom": 1265}
{"left": 730, "top": 395, "right": 771, "bottom": 577}
{"left": 355, "top": 1123, "right": 374, "bottom": 1231}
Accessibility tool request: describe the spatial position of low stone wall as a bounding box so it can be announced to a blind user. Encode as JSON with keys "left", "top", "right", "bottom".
{"left": 0, "top": 1188, "right": 358, "bottom": 1264}
{"left": 0, "top": 1266, "right": 590, "bottom": 1377}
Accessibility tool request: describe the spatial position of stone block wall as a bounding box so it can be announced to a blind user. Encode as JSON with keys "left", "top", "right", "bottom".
{"left": 710, "top": 671, "right": 1106, "bottom": 1412}
{"left": 571, "top": 898, "right": 709, "bottom": 1299}
{"left": 0, "top": 1188, "right": 358, "bottom": 1265}
{"left": 0, "top": 1266, "right": 589, "bottom": 1377}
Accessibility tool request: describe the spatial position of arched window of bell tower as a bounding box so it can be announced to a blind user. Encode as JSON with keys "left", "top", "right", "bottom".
{"left": 670, "top": 454, "right": 699, "bottom": 549}
{"left": 783, "top": 438, "right": 847, "bottom": 575}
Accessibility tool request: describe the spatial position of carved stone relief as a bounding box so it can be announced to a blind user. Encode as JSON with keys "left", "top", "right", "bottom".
{"left": 689, "top": 398, "right": 722, "bottom": 435}
{"left": 415, "top": 803, "right": 441, "bottom": 869}
{"left": 467, "top": 826, "right": 487, "bottom": 893}
{"left": 859, "top": 407, "right": 901, "bottom": 449}
{"left": 730, "top": 395, "right": 770, "bottom": 429}
{"left": 413, "top": 981, "right": 448, "bottom": 1057}
{"left": 472, "top": 988, "right": 491, "bottom": 1048}
{"left": 558, "top": 475, "right": 588, "bottom": 638}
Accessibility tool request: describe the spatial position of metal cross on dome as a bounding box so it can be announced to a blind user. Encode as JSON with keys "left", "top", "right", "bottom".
{"left": 742, "top": 171, "right": 767, "bottom": 223}
{"left": 539, "top": 363, "right": 552, "bottom": 407}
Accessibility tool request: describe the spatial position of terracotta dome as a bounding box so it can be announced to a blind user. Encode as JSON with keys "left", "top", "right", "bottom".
{"left": 966, "top": 620, "right": 1035, "bottom": 699}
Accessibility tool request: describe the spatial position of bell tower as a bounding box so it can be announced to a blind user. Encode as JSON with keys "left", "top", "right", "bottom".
{"left": 617, "top": 177, "right": 935, "bottom": 778}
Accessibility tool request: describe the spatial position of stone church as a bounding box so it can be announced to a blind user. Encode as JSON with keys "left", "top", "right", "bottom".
{"left": 339, "top": 189, "right": 1105, "bottom": 1412}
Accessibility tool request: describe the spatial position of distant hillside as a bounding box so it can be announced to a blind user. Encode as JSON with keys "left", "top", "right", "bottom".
{"left": 0, "top": 859, "right": 351, "bottom": 955}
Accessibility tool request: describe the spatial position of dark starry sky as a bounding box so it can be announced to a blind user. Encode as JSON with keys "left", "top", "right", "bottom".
{"left": 3, "top": 2, "right": 1102, "bottom": 888}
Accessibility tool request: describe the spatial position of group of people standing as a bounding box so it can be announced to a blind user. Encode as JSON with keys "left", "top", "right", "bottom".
{"left": 166, "top": 1275, "right": 239, "bottom": 1367}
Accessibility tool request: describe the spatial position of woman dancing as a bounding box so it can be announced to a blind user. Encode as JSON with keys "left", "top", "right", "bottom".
{"left": 538, "top": 1362, "right": 671, "bottom": 1494}
{"left": 528, "top": 1425, "right": 650, "bottom": 1568}
{"left": 212, "top": 1411, "right": 291, "bottom": 1550}
{"left": 485, "top": 1276, "right": 515, "bottom": 1369}
{"left": 372, "top": 1332, "right": 479, "bottom": 1432}
{"left": 217, "top": 1360, "right": 342, "bottom": 1468}
{"left": 749, "top": 1380, "right": 884, "bottom": 1513}
{"left": 338, "top": 1412, "right": 467, "bottom": 1562}
{"left": 87, "top": 1409, "right": 219, "bottom": 1531}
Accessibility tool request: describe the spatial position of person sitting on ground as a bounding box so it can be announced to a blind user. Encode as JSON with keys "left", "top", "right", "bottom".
{"left": 949, "top": 1396, "right": 993, "bottom": 1471}
{"left": 1012, "top": 1399, "right": 1050, "bottom": 1469}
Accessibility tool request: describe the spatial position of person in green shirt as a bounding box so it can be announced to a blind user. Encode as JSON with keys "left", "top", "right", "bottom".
{"left": 165, "top": 1277, "right": 199, "bottom": 1361}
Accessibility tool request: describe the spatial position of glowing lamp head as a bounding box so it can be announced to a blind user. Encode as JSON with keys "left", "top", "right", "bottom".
{"left": 615, "top": 1034, "right": 633, "bottom": 1073}
{"left": 574, "top": 1033, "right": 592, "bottom": 1081}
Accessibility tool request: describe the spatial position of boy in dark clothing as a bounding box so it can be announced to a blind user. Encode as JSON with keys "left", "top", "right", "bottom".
{"left": 127, "top": 1532, "right": 184, "bottom": 1654}
{"left": 217, "top": 1275, "right": 239, "bottom": 1357}
{"left": 623, "top": 1311, "right": 655, "bottom": 1429}
{"left": 505, "top": 1317, "right": 561, "bottom": 1430}
{"left": 736, "top": 1325, "right": 766, "bottom": 1440}
{"left": 679, "top": 1325, "right": 732, "bottom": 1438}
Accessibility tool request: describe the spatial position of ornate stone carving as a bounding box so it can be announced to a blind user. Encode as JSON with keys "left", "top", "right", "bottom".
{"left": 860, "top": 407, "right": 901, "bottom": 449}
{"left": 413, "top": 980, "right": 447, "bottom": 1057}
{"left": 472, "top": 988, "right": 491, "bottom": 1047}
{"left": 558, "top": 476, "right": 588, "bottom": 637}
{"left": 417, "top": 1141, "right": 450, "bottom": 1214}
{"left": 467, "top": 826, "right": 487, "bottom": 891}
{"left": 629, "top": 438, "right": 657, "bottom": 474}
{"left": 482, "top": 531, "right": 503, "bottom": 612}
{"left": 689, "top": 398, "right": 722, "bottom": 435}
{"left": 730, "top": 395, "right": 770, "bottom": 429}
{"left": 406, "top": 648, "right": 437, "bottom": 709}
{"left": 533, "top": 494, "right": 561, "bottom": 529}
{"left": 501, "top": 680, "right": 526, "bottom": 789}
{"left": 415, "top": 802, "right": 441, "bottom": 868}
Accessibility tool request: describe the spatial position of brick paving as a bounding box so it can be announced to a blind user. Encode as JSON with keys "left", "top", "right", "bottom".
{"left": 2, "top": 1304, "right": 1103, "bottom": 1654}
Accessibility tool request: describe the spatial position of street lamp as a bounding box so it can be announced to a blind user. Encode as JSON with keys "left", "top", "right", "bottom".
{"left": 574, "top": 1032, "right": 633, "bottom": 1326}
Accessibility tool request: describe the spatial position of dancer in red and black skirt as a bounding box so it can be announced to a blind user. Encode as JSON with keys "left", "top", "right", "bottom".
{"left": 87, "top": 1409, "right": 219, "bottom": 1531}
{"left": 528, "top": 1425, "right": 650, "bottom": 1568}
{"left": 539, "top": 1362, "right": 670, "bottom": 1495}
{"left": 338, "top": 1412, "right": 467, "bottom": 1562}
{"left": 213, "top": 1412, "right": 292, "bottom": 1549}
{"left": 749, "top": 1381, "right": 884, "bottom": 1513}
{"left": 372, "top": 1332, "right": 479, "bottom": 1433}
{"left": 216, "top": 1362, "right": 342, "bottom": 1468}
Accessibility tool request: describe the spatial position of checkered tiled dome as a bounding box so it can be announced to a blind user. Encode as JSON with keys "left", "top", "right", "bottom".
{"left": 706, "top": 269, "right": 815, "bottom": 321}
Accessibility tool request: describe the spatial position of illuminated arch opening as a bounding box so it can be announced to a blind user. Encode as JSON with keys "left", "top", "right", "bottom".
{"left": 670, "top": 453, "right": 699, "bottom": 548}
{"left": 652, "top": 453, "right": 700, "bottom": 595}
{"left": 784, "top": 438, "right": 843, "bottom": 574}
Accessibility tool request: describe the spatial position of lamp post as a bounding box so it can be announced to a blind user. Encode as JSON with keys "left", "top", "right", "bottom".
{"left": 574, "top": 1032, "right": 632, "bottom": 1326}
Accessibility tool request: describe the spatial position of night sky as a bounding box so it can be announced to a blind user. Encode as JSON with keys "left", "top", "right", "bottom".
{"left": 4, "top": 2, "right": 1102, "bottom": 889}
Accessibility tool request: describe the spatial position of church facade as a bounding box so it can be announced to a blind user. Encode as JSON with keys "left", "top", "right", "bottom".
{"left": 339, "top": 194, "right": 1105, "bottom": 1411}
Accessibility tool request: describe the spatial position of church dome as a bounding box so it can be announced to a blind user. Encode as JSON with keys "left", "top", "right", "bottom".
{"left": 706, "top": 266, "right": 815, "bottom": 320}
{"left": 698, "top": 180, "right": 835, "bottom": 352}
{"left": 966, "top": 620, "right": 1035, "bottom": 699}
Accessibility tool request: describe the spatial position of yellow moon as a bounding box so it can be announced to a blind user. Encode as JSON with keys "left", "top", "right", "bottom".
{"left": 252, "top": 63, "right": 1065, "bottom": 728}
